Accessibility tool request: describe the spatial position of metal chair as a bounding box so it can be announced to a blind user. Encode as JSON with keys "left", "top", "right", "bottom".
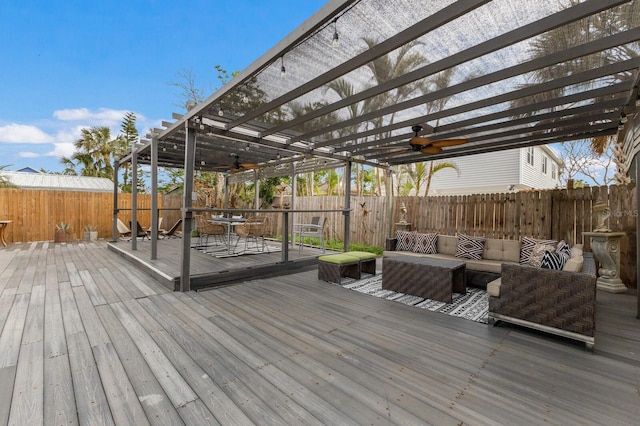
{"left": 298, "top": 216, "right": 326, "bottom": 253}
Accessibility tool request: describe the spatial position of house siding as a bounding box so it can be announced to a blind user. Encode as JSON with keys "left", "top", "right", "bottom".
{"left": 427, "top": 146, "right": 561, "bottom": 195}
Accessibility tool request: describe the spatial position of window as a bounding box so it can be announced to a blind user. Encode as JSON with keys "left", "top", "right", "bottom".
{"left": 542, "top": 156, "right": 548, "bottom": 174}
{"left": 551, "top": 164, "right": 557, "bottom": 180}
{"left": 527, "top": 146, "right": 534, "bottom": 166}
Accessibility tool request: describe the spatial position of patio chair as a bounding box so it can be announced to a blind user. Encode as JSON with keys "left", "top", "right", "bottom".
{"left": 146, "top": 217, "right": 164, "bottom": 238}
{"left": 117, "top": 218, "right": 132, "bottom": 241}
{"left": 298, "top": 216, "right": 326, "bottom": 253}
{"left": 233, "top": 216, "right": 270, "bottom": 254}
{"left": 129, "top": 221, "right": 149, "bottom": 240}
{"left": 160, "top": 218, "right": 182, "bottom": 239}
{"left": 195, "top": 214, "right": 226, "bottom": 248}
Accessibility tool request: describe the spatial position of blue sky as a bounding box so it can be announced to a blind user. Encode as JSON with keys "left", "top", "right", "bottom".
{"left": 0, "top": 0, "right": 327, "bottom": 173}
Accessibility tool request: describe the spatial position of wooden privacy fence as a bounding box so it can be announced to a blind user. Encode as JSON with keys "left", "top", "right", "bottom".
{"left": 2, "top": 185, "right": 636, "bottom": 287}
{"left": 295, "top": 184, "right": 637, "bottom": 288}
{"left": 0, "top": 189, "right": 159, "bottom": 242}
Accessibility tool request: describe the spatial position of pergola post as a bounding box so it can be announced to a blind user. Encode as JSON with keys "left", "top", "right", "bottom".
{"left": 343, "top": 161, "right": 351, "bottom": 251}
{"left": 254, "top": 169, "right": 260, "bottom": 210}
{"left": 150, "top": 134, "right": 158, "bottom": 260}
{"left": 291, "top": 163, "right": 296, "bottom": 249}
{"left": 112, "top": 160, "right": 119, "bottom": 241}
{"left": 131, "top": 142, "right": 138, "bottom": 251}
{"left": 179, "top": 124, "right": 196, "bottom": 292}
{"left": 636, "top": 154, "right": 639, "bottom": 319}
{"left": 386, "top": 168, "right": 393, "bottom": 239}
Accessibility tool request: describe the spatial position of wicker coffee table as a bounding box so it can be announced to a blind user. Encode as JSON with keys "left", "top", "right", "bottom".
{"left": 382, "top": 256, "right": 466, "bottom": 303}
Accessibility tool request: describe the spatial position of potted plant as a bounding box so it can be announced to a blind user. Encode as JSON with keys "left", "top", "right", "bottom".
{"left": 83, "top": 225, "right": 98, "bottom": 241}
{"left": 55, "top": 222, "right": 70, "bottom": 243}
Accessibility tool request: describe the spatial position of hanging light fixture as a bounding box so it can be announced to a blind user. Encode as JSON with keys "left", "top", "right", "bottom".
{"left": 280, "top": 56, "right": 286, "bottom": 78}
{"left": 332, "top": 18, "right": 339, "bottom": 48}
{"left": 620, "top": 113, "right": 628, "bottom": 123}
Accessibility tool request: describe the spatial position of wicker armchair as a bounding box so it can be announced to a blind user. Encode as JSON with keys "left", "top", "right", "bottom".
{"left": 488, "top": 252, "right": 597, "bottom": 350}
{"left": 233, "top": 216, "right": 270, "bottom": 254}
{"left": 195, "top": 215, "right": 226, "bottom": 247}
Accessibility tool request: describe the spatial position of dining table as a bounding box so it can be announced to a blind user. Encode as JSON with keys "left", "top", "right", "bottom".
{"left": 209, "top": 216, "right": 246, "bottom": 254}
{"left": 0, "top": 220, "right": 11, "bottom": 247}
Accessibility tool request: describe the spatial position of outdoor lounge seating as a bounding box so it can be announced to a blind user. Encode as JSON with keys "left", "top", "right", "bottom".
{"left": 160, "top": 219, "right": 182, "bottom": 238}
{"left": 117, "top": 218, "right": 132, "bottom": 240}
{"left": 130, "top": 220, "right": 149, "bottom": 240}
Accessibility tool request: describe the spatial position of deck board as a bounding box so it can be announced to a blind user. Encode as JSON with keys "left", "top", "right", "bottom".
{"left": 0, "top": 241, "right": 639, "bottom": 425}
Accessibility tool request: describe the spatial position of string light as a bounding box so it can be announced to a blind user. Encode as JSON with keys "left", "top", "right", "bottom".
{"left": 280, "top": 56, "right": 286, "bottom": 78}
{"left": 332, "top": 19, "right": 339, "bottom": 48}
{"left": 276, "top": 152, "right": 281, "bottom": 160}
{"left": 218, "top": 109, "right": 224, "bottom": 116}
{"left": 620, "top": 113, "right": 628, "bottom": 123}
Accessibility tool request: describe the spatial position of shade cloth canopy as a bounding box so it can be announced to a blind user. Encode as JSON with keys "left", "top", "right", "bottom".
{"left": 130, "top": 0, "right": 640, "bottom": 181}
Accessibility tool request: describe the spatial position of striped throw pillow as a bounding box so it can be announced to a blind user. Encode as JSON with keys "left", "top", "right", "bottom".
{"left": 455, "top": 234, "right": 486, "bottom": 260}
{"left": 413, "top": 232, "right": 438, "bottom": 254}
{"left": 541, "top": 251, "right": 568, "bottom": 270}
{"left": 395, "top": 230, "right": 416, "bottom": 251}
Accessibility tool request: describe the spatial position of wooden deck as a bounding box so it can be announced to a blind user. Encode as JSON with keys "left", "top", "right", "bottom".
{"left": 106, "top": 238, "right": 328, "bottom": 291}
{"left": 0, "top": 241, "right": 638, "bottom": 425}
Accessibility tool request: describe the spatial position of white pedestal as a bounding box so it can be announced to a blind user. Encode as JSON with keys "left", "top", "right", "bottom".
{"left": 583, "top": 232, "right": 628, "bottom": 293}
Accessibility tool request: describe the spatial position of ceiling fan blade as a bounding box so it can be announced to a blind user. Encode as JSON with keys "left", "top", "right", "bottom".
{"left": 409, "top": 136, "right": 432, "bottom": 146}
{"left": 240, "top": 163, "right": 259, "bottom": 170}
{"left": 420, "top": 145, "right": 443, "bottom": 154}
{"left": 430, "top": 139, "right": 468, "bottom": 148}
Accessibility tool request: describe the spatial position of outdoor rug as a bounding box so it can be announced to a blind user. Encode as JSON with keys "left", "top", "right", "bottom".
{"left": 342, "top": 274, "right": 488, "bottom": 324}
{"left": 194, "top": 240, "right": 282, "bottom": 258}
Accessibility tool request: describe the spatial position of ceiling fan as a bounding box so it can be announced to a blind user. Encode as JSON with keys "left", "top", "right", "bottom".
{"left": 211, "top": 154, "right": 259, "bottom": 172}
{"left": 377, "top": 125, "right": 468, "bottom": 157}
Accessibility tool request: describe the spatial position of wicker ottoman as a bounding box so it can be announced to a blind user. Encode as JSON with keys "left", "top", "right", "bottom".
{"left": 318, "top": 253, "right": 360, "bottom": 284}
{"left": 345, "top": 251, "right": 377, "bottom": 276}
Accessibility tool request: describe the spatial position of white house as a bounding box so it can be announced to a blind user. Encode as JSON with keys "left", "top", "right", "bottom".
{"left": 423, "top": 145, "right": 562, "bottom": 196}
{"left": 0, "top": 170, "right": 115, "bottom": 192}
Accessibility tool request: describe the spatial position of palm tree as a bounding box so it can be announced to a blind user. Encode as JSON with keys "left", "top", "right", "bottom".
{"left": 510, "top": 1, "right": 640, "bottom": 182}
{"left": 402, "top": 161, "right": 459, "bottom": 196}
{"left": 61, "top": 126, "right": 121, "bottom": 178}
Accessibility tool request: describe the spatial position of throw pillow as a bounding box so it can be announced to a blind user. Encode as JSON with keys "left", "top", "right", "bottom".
{"left": 520, "top": 236, "right": 558, "bottom": 264}
{"left": 455, "top": 234, "right": 486, "bottom": 260}
{"left": 563, "top": 256, "right": 584, "bottom": 272}
{"left": 527, "top": 243, "right": 556, "bottom": 267}
{"left": 556, "top": 240, "right": 571, "bottom": 259}
{"left": 395, "top": 230, "right": 416, "bottom": 251}
{"left": 413, "top": 232, "right": 438, "bottom": 254}
{"left": 541, "top": 251, "right": 568, "bottom": 270}
{"left": 570, "top": 245, "right": 583, "bottom": 259}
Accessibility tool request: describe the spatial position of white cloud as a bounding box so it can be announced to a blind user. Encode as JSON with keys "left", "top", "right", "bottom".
{"left": 18, "top": 151, "right": 41, "bottom": 158}
{"left": 0, "top": 124, "right": 54, "bottom": 144}
{"left": 46, "top": 143, "right": 75, "bottom": 158}
{"left": 53, "top": 107, "right": 143, "bottom": 127}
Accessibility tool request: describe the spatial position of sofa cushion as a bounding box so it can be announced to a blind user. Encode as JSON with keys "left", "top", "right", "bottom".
{"left": 556, "top": 240, "right": 571, "bottom": 258}
{"left": 395, "top": 230, "right": 416, "bottom": 251}
{"left": 541, "top": 251, "right": 567, "bottom": 270}
{"left": 483, "top": 238, "right": 521, "bottom": 262}
{"left": 563, "top": 256, "right": 584, "bottom": 272}
{"left": 413, "top": 232, "right": 438, "bottom": 254}
{"left": 486, "top": 278, "right": 501, "bottom": 297}
{"left": 437, "top": 235, "right": 458, "bottom": 256}
{"left": 520, "top": 236, "right": 558, "bottom": 264}
{"left": 455, "top": 234, "right": 486, "bottom": 260}
{"left": 570, "top": 245, "right": 583, "bottom": 258}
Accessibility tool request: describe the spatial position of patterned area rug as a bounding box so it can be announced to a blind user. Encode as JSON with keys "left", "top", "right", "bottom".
{"left": 342, "top": 274, "right": 488, "bottom": 324}
{"left": 194, "top": 240, "right": 282, "bottom": 258}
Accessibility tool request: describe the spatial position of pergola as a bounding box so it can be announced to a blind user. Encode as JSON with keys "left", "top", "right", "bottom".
{"left": 117, "top": 0, "right": 640, "bottom": 300}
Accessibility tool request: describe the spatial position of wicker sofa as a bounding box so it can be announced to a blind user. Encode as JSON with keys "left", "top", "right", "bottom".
{"left": 384, "top": 233, "right": 520, "bottom": 287}
{"left": 487, "top": 253, "right": 597, "bottom": 350}
{"left": 384, "top": 231, "right": 598, "bottom": 349}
